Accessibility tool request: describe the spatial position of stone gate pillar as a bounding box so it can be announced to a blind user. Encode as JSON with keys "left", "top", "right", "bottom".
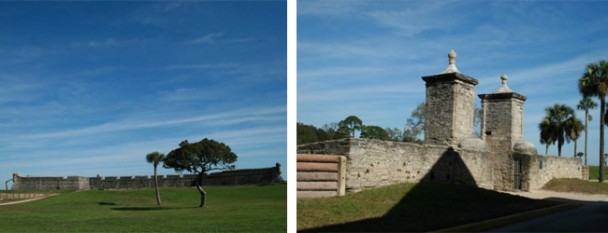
{"left": 478, "top": 74, "right": 536, "bottom": 191}
{"left": 478, "top": 74, "right": 527, "bottom": 154}
{"left": 422, "top": 50, "right": 478, "bottom": 146}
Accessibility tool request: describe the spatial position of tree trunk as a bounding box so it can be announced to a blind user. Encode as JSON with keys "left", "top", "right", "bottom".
{"left": 585, "top": 110, "right": 589, "bottom": 166}
{"left": 197, "top": 172, "right": 207, "bottom": 208}
{"left": 558, "top": 140, "right": 562, "bottom": 157}
{"left": 545, "top": 144, "right": 549, "bottom": 156}
{"left": 600, "top": 97, "right": 605, "bottom": 183}
{"left": 154, "top": 165, "right": 161, "bottom": 205}
{"left": 574, "top": 139, "right": 578, "bottom": 158}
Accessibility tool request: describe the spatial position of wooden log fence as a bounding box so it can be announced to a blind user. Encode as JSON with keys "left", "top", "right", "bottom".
{"left": 297, "top": 154, "right": 346, "bottom": 198}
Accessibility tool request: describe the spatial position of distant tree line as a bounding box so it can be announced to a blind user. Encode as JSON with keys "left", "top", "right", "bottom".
{"left": 297, "top": 102, "right": 483, "bottom": 145}
{"left": 297, "top": 103, "right": 428, "bottom": 145}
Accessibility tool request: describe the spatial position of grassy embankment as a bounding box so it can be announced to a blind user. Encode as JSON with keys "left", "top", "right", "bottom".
{"left": 298, "top": 182, "right": 558, "bottom": 232}
{"left": 543, "top": 178, "right": 608, "bottom": 195}
{"left": 0, "top": 184, "right": 286, "bottom": 232}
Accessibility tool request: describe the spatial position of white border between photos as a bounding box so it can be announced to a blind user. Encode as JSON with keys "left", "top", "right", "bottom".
{"left": 287, "top": 0, "right": 297, "bottom": 232}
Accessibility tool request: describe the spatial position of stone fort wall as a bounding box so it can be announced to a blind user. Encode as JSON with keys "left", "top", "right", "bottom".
{"left": 298, "top": 138, "right": 585, "bottom": 193}
{"left": 12, "top": 164, "right": 283, "bottom": 190}
{"left": 298, "top": 138, "right": 494, "bottom": 193}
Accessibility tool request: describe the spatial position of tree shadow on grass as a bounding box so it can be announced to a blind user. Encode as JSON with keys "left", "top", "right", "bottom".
{"left": 300, "top": 147, "right": 559, "bottom": 232}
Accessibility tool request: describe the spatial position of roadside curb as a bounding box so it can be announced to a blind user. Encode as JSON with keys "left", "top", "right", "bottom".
{"left": 430, "top": 202, "right": 581, "bottom": 232}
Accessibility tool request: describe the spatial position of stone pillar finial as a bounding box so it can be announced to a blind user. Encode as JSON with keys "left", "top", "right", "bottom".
{"left": 448, "top": 49, "right": 457, "bottom": 65}
{"left": 495, "top": 73, "right": 512, "bottom": 93}
{"left": 441, "top": 50, "right": 459, "bottom": 73}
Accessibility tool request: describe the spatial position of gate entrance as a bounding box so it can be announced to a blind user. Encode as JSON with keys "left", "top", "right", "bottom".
{"left": 513, "top": 159, "right": 523, "bottom": 190}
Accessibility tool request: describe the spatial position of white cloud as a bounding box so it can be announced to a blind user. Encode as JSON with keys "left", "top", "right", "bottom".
{"left": 190, "top": 32, "right": 224, "bottom": 44}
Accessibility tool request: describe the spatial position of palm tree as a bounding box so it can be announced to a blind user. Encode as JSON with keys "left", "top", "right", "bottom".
{"left": 579, "top": 60, "right": 608, "bottom": 182}
{"left": 566, "top": 117, "right": 584, "bottom": 157}
{"left": 577, "top": 97, "right": 597, "bottom": 165}
{"left": 540, "top": 104, "right": 576, "bottom": 156}
{"left": 146, "top": 151, "right": 165, "bottom": 205}
{"left": 539, "top": 118, "right": 555, "bottom": 155}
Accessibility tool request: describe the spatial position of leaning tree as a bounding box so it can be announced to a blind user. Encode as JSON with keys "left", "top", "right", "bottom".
{"left": 163, "top": 138, "right": 237, "bottom": 208}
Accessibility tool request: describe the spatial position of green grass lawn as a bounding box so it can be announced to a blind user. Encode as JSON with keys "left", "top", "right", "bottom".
{"left": 543, "top": 178, "right": 608, "bottom": 194}
{"left": 298, "top": 182, "right": 558, "bottom": 232}
{"left": 588, "top": 165, "right": 608, "bottom": 180}
{"left": 0, "top": 184, "right": 286, "bottom": 232}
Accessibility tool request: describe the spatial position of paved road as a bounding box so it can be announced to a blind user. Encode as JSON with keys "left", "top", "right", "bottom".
{"left": 488, "top": 191, "right": 608, "bottom": 232}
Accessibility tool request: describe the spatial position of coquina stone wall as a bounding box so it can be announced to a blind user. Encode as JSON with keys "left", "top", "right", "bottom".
{"left": 529, "top": 156, "right": 584, "bottom": 190}
{"left": 298, "top": 138, "right": 493, "bottom": 193}
{"left": 12, "top": 164, "right": 283, "bottom": 190}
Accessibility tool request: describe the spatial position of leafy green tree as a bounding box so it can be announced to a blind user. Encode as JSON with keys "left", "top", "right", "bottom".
{"left": 566, "top": 117, "right": 584, "bottom": 157}
{"left": 338, "top": 115, "right": 363, "bottom": 138}
{"left": 539, "top": 118, "right": 556, "bottom": 155}
{"left": 360, "top": 125, "right": 389, "bottom": 140}
{"left": 297, "top": 123, "right": 319, "bottom": 145}
{"left": 577, "top": 97, "right": 597, "bottom": 165}
{"left": 163, "top": 138, "right": 237, "bottom": 208}
{"left": 579, "top": 60, "right": 608, "bottom": 182}
{"left": 146, "top": 151, "right": 165, "bottom": 206}
{"left": 540, "top": 104, "right": 576, "bottom": 156}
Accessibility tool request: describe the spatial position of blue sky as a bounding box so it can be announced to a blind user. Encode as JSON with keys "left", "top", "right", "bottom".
{"left": 298, "top": 1, "right": 608, "bottom": 165}
{"left": 0, "top": 1, "right": 286, "bottom": 182}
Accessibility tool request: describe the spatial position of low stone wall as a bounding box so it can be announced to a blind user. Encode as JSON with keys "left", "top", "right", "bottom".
{"left": 529, "top": 156, "right": 584, "bottom": 190}
{"left": 12, "top": 176, "right": 90, "bottom": 190}
{"left": 298, "top": 138, "right": 493, "bottom": 193}
{"left": 297, "top": 154, "right": 346, "bottom": 198}
{"left": 12, "top": 164, "right": 283, "bottom": 190}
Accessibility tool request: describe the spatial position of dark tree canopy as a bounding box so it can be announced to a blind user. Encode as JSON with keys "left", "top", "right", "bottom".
{"left": 338, "top": 115, "right": 363, "bottom": 138}
{"left": 360, "top": 125, "right": 389, "bottom": 140}
{"left": 297, "top": 123, "right": 320, "bottom": 145}
{"left": 297, "top": 122, "right": 347, "bottom": 145}
{"left": 164, "top": 138, "right": 237, "bottom": 174}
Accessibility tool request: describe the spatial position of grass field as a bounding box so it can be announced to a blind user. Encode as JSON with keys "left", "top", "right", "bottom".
{"left": 298, "top": 182, "right": 558, "bottom": 232}
{"left": 0, "top": 184, "right": 286, "bottom": 232}
{"left": 588, "top": 165, "right": 608, "bottom": 180}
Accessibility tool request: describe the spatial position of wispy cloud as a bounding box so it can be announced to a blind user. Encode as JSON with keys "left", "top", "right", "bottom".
{"left": 163, "top": 62, "right": 238, "bottom": 71}
{"left": 189, "top": 32, "right": 224, "bottom": 44}
{"left": 16, "top": 106, "right": 284, "bottom": 141}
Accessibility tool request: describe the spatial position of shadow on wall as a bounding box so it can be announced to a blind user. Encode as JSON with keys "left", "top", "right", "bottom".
{"left": 300, "top": 147, "right": 483, "bottom": 232}
{"left": 299, "top": 147, "right": 559, "bottom": 232}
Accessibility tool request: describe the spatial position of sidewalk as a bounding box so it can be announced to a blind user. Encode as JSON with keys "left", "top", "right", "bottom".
{"left": 501, "top": 190, "right": 608, "bottom": 202}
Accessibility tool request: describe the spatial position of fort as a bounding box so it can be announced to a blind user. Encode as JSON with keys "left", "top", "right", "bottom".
{"left": 11, "top": 163, "right": 283, "bottom": 190}
{"left": 297, "top": 51, "right": 587, "bottom": 198}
